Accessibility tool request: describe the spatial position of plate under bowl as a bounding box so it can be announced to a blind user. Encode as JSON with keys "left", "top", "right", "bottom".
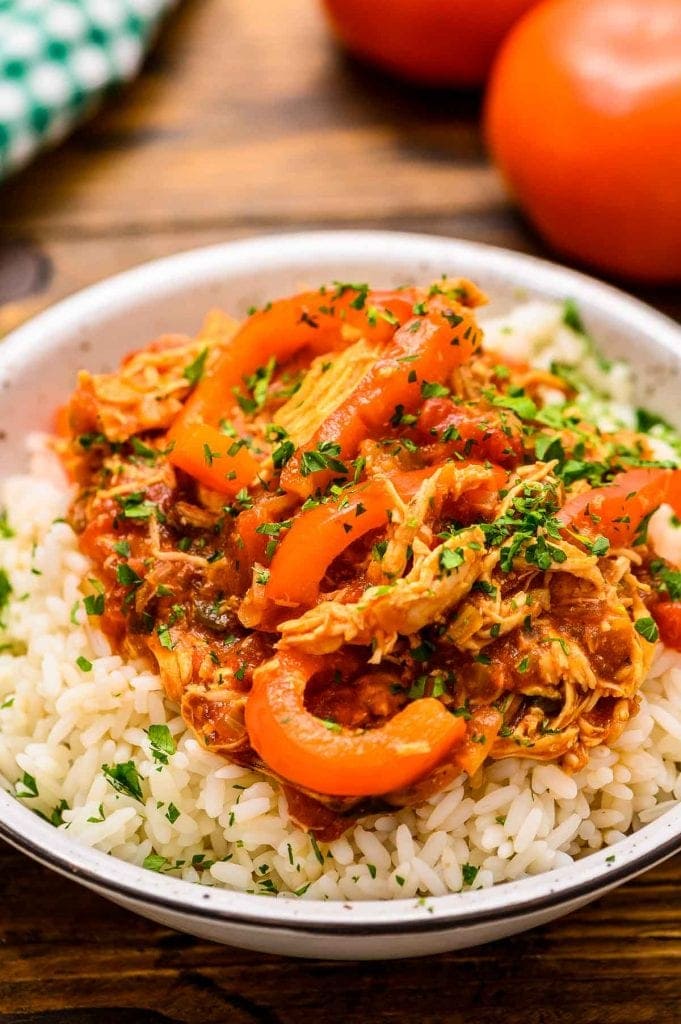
{"left": 1, "top": 230, "right": 681, "bottom": 959}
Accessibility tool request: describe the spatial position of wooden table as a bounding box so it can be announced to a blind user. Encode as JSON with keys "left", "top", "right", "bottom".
{"left": 1, "top": 1, "right": 680, "bottom": 1020}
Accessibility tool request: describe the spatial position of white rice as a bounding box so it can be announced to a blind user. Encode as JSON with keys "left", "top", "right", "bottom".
{"left": 1, "top": 302, "right": 680, "bottom": 901}
{"left": 1, "top": 464, "right": 680, "bottom": 901}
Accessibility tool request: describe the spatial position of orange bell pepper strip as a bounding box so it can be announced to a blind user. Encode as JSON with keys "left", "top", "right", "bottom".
{"left": 236, "top": 492, "right": 299, "bottom": 567}
{"left": 280, "top": 302, "right": 483, "bottom": 497}
{"left": 265, "top": 462, "right": 508, "bottom": 608}
{"left": 558, "top": 468, "right": 681, "bottom": 546}
{"left": 245, "top": 651, "right": 467, "bottom": 796}
{"left": 167, "top": 286, "right": 416, "bottom": 493}
{"left": 175, "top": 286, "right": 418, "bottom": 429}
{"left": 167, "top": 421, "right": 261, "bottom": 497}
{"left": 265, "top": 479, "right": 392, "bottom": 607}
{"left": 453, "top": 706, "right": 503, "bottom": 778}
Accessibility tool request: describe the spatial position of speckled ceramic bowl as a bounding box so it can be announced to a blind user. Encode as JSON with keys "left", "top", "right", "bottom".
{"left": 1, "top": 232, "right": 680, "bottom": 959}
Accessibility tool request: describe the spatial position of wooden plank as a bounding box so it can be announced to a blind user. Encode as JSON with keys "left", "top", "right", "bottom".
{"left": 0, "top": 0, "right": 680, "bottom": 1018}
{"left": 1, "top": 224, "right": 680, "bottom": 342}
{"left": 1, "top": 842, "right": 680, "bottom": 1022}
{"left": 0, "top": 0, "right": 503, "bottom": 235}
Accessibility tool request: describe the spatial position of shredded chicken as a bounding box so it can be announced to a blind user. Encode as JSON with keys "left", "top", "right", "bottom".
{"left": 59, "top": 280, "right": 677, "bottom": 836}
{"left": 280, "top": 526, "right": 485, "bottom": 659}
{"left": 66, "top": 310, "right": 237, "bottom": 444}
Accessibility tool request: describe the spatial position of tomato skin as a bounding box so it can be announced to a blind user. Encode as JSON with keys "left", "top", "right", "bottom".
{"left": 321, "top": 0, "right": 540, "bottom": 87}
{"left": 485, "top": 0, "right": 681, "bottom": 283}
{"left": 558, "top": 469, "right": 681, "bottom": 547}
{"left": 653, "top": 602, "right": 681, "bottom": 651}
{"left": 417, "top": 397, "right": 524, "bottom": 467}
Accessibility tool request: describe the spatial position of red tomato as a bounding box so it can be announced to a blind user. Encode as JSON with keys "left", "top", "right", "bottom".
{"left": 485, "top": 0, "right": 681, "bottom": 283}
{"left": 558, "top": 469, "right": 681, "bottom": 547}
{"left": 321, "top": 0, "right": 541, "bottom": 87}
{"left": 653, "top": 603, "right": 681, "bottom": 651}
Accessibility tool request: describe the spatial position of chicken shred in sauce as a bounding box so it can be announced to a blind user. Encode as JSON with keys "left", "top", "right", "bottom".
{"left": 58, "top": 281, "right": 681, "bottom": 838}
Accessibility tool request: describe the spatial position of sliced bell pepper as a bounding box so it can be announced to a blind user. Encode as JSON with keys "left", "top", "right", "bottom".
{"left": 280, "top": 301, "right": 482, "bottom": 497}
{"left": 167, "top": 422, "right": 260, "bottom": 497}
{"left": 265, "top": 479, "right": 392, "bottom": 607}
{"left": 245, "top": 651, "right": 467, "bottom": 796}
{"left": 558, "top": 468, "right": 681, "bottom": 546}
{"left": 168, "top": 286, "right": 416, "bottom": 491}
{"left": 236, "top": 492, "right": 299, "bottom": 567}
{"left": 173, "top": 287, "right": 417, "bottom": 429}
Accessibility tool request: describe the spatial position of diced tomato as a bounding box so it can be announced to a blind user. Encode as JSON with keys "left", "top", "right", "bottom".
{"left": 558, "top": 469, "right": 681, "bottom": 546}
{"left": 653, "top": 602, "right": 681, "bottom": 651}
{"left": 417, "top": 396, "right": 524, "bottom": 467}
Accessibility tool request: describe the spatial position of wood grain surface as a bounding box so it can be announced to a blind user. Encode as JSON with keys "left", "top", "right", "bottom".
{"left": 0, "top": 0, "right": 680, "bottom": 1020}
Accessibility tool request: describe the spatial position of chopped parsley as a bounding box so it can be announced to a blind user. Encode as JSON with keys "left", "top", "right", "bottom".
{"left": 156, "top": 622, "right": 174, "bottom": 651}
{"left": 272, "top": 439, "right": 295, "bottom": 469}
{"left": 77, "top": 432, "right": 108, "bottom": 450}
{"left": 255, "top": 520, "right": 293, "bottom": 536}
{"left": 0, "top": 508, "right": 14, "bottom": 539}
{"left": 83, "top": 579, "right": 105, "bottom": 616}
{"left": 366, "top": 305, "right": 398, "bottom": 327}
{"left": 590, "top": 535, "right": 610, "bottom": 557}
{"left": 234, "top": 356, "right": 277, "bottom": 414}
{"left": 183, "top": 347, "right": 209, "bottom": 386}
{"left": 87, "top": 804, "right": 105, "bottom": 823}
{"left": 562, "top": 298, "right": 585, "bottom": 334}
{"left": 299, "top": 441, "right": 348, "bottom": 478}
{"left": 102, "top": 761, "right": 143, "bottom": 801}
{"left": 116, "top": 562, "right": 143, "bottom": 587}
{"left": 534, "top": 434, "right": 565, "bottom": 463}
{"left": 462, "top": 863, "right": 479, "bottom": 886}
{"left": 442, "top": 309, "right": 464, "bottom": 329}
{"left": 333, "top": 281, "right": 369, "bottom": 308}
{"left": 115, "top": 491, "right": 157, "bottom": 521}
{"left": 493, "top": 392, "right": 538, "bottom": 421}
{"left": 652, "top": 563, "right": 681, "bottom": 601}
{"left": 310, "top": 834, "right": 325, "bottom": 866}
{"left": 0, "top": 569, "right": 12, "bottom": 613}
{"left": 635, "top": 617, "right": 659, "bottom": 644}
{"left": 131, "top": 437, "right": 161, "bottom": 462}
{"left": 421, "top": 380, "right": 450, "bottom": 399}
{"left": 143, "top": 853, "right": 169, "bottom": 872}
{"left": 439, "top": 547, "right": 464, "bottom": 574}
{"left": 49, "top": 799, "right": 69, "bottom": 827}
{"left": 15, "top": 771, "right": 39, "bottom": 799}
{"left": 147, "top": 723, "right": 177, "bottom": 765}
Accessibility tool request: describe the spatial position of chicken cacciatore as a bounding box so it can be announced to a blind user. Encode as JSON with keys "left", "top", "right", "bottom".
{"left": 59, "top": 281, "right": 681, "bottom": 838}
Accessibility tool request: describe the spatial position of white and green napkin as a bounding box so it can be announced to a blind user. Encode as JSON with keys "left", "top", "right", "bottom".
{"left": 0, "top": 0, "right": 176, "bottom": 180}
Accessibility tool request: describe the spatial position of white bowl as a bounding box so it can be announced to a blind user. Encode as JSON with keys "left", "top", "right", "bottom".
{"left": 1, "top": 231, "right": 681, "bottom": 960}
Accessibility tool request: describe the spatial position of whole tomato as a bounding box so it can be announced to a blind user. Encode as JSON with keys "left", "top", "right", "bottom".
{"left": 321, "top": 0, "right": 541, "bottom": 87}
{"left": 485, "top": 0, "right": 681, "bottom": 283}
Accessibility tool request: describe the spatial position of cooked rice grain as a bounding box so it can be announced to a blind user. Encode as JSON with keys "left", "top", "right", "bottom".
{"left": 1, "top": 463, "right": 681, "bottom": 901}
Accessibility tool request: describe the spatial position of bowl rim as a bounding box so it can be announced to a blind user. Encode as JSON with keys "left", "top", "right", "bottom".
{"left": 1, "top": 228, "right": 681, "bottom": 935}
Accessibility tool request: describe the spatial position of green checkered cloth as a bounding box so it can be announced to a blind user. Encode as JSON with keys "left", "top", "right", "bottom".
{"left": 0, "top": 0, "right": 176, "bottom": 179}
